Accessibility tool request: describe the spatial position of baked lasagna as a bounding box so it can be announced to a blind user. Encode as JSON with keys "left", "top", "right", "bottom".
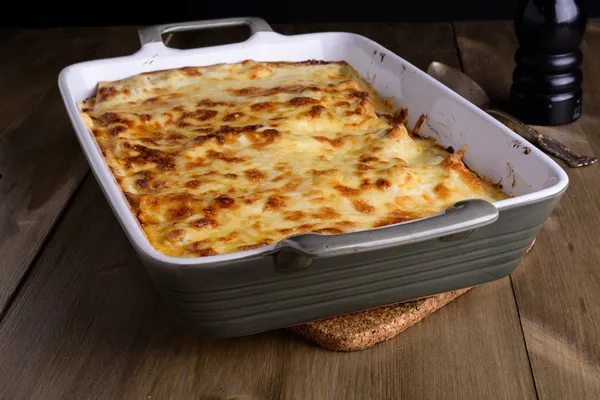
{"left": 79, "top": 60, "right": 508, "bottom": 258}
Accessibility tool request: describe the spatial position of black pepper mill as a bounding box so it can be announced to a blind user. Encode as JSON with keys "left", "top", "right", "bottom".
{"left": 510, "top": 0, "right": 587, "bottom": 126}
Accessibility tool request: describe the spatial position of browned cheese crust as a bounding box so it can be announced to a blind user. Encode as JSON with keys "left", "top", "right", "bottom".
{"left": 79, "top": 60, "right": 509, "bottom": 257}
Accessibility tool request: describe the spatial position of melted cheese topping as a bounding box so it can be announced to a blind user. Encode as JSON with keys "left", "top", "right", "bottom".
{"left": 80, "top": 60, "right": 508, "bottom": 258}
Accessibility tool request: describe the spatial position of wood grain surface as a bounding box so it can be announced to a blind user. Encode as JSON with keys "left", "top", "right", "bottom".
{"left": 0, "top": 28, "right": 142, "bottom": 316}
{"left": 456, "top": 21, "right": 600, "bottom": 400}
{"left": 0, "top": 22, "right": 547, "bottom": 400}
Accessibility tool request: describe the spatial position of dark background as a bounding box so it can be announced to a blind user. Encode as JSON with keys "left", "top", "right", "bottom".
{"left": 3, "top": 0, "right": 599, "bottom": 27}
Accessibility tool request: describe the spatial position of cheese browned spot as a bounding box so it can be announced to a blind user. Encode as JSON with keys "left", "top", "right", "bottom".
{"left": 334, "top": 184, "right": 361, "bottom": 197}
{"left": 353, "top": 200, "right": 375, "bottom": 214}
{"left": 360, "top": 155, "right": 379, "bottom": 163}
{"left": 97, "top": 86, "right": 117, "bottom": 102}
{"left": 376, "top": 178, "right": 392, "bottom": 191}
{"left": 308, "top": 105, "right": 326, "bottom": 118}
{"left": 285, "top": 211, "right": 306, "bottom": 221}
{"left": 289, "top": 97, "right": 319, "bottom": 106}
{"left": 191, "top": 218, "right": 218, "bottom": 229}
{"left": 169, "top": 206, "right": 192, "bottom": 220}
{"left": 185, "top": 180, "right": 202, "bottom": 188}
{"left": 166, "top": 229, "right": 185, "bottom": 242}
{"left": 79, "top": 60, "right": 508, "bottom": 257}
{"left": 223, "top": 112, "right": 244, "bottom": 121}
{"left": 373, "top": 210, "right": 417, "bottom": 227}
{"left": 314, "top": 136, "right": 344, "bottom": 147}
{"left": 109, "top": 125, "right": 127, "bottom": 136}
{"left": 265, "top": 195, "right": 287, "bottom": 210}
{"left": 360, "top": 179, "right": 373, "bottom": 190}
{"left": 356, "top": 163, "right": 375, "bottom": 171}
{"left": 244, "top": 169, "right": 266, "bottom": 181}
{"left": 214, "top": 195, "right": 236, "bottom": 208}
{"left": 188, "top": 242, "right": 217, "bottom": 257}
{"left": 313, "top": 207, "right": 340, "bottom": 219}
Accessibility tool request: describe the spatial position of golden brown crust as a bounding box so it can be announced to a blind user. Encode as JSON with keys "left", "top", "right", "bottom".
{"left": 80, "top": 60, "right": 509, "bottom": 258}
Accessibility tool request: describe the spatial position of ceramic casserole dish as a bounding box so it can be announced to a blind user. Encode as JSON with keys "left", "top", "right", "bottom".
{"left": 58, "top": 17, "right": 568, "bottom": 337}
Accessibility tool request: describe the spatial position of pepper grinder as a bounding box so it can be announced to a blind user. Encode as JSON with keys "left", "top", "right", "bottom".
{"left": 510, "top": 0, "right": 587, "bottom": 126}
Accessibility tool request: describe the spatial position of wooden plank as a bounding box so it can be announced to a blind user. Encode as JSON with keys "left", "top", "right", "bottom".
{"left": 455, "top": 20, "right": 600, "bottom": 399}
{"left": 0, "top": 27, "right": 142, "bottom": 315}
{"left": 579, "top": 24, "right": 600, "bottom": 158}
{"left": 0, "top": 23, "right": 536, "bottom": 399}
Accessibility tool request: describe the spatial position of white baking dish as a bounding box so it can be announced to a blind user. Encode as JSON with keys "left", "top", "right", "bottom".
{"left": 58, "top": 17, "right": 568, "bottom": 337}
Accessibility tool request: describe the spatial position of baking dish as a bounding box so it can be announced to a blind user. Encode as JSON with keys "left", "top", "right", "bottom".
{"left": 58, "top": 17, "right": 568, "bottom": 337}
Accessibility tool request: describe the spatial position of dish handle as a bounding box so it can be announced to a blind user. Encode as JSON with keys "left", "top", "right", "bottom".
{"left": 137, "top": 17, "right": 273, "bottom": 47}
{"left": 274, "top": 199, "right": 499, "bottom": 270}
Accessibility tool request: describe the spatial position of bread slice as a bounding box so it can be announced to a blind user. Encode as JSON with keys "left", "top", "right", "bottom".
{"left": 289, "top": 238, "right": 536, "bottom": 351}
{"left": 288, "top": 288, "right": 470, "bottom": 351}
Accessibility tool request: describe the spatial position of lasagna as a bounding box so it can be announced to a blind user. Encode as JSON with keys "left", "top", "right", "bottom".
{"left": 79, "top": 60, "right": 508, "bottom": 258}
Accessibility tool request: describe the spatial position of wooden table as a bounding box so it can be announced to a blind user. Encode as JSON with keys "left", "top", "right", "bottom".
{"left": 1, "top": 21, "right": 599, "bottom": 400}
